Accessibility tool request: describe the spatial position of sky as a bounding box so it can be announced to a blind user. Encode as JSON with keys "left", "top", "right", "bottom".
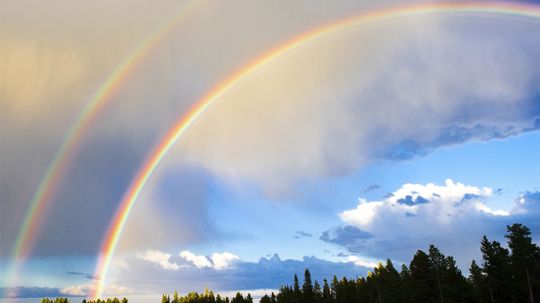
{"left": 1, "top": 0, "right": 540, "bottom": 299}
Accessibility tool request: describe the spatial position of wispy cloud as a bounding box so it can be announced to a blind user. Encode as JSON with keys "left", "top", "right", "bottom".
{"left": 66, "top": 271, "right": 97, "bottom": 280}
{"left": 294, "top": 231, "right": 313, "bottom": 239}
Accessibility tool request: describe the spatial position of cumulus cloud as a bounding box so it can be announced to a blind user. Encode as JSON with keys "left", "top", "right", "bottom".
{"left": 210, "top": 252, "right": 240, "bottom": 270}
{"left": 60, "top": 283, "right": 132, "bottom": 297}
{"left": 112, "top": 252, "right": 371, "bottom": 294}
{"left": 179, "top": 250, "right": 214, "bottom": 269}
{"left": 138, "top": 250, "right": 239, "bottom": 271}
{"left": 138, "top": 250, "right": 181, "bottom": 271}
{"left": 323, "top": 180, "right": 540, "bottom": 267}
{"left": 346, "top": 256, "right": 380, "bottom": 269}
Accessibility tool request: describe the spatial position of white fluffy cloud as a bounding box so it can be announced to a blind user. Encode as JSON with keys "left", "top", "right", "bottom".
{"left": 61, "top": 283, "right": 132, "bottom": 297}
{"left": 138, "top": 250, "right": 239, "bottom": 271}
{"left": 210, "top": 252, "right": 240, "bottom": 270}
{"left": 340, "top": 179, "right": 505, "bottom": 228}
{"left": 324, "top": 180, "right": 539, "bottom": 267}
{"left": 137, "top": 250, "right": 181, "bottom": 271}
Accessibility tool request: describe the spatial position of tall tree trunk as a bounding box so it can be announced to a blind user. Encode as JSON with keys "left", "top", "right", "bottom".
{"left": 526, "top": 268, "right": 534, "bottom": 303}
{"left": 435, "top": 268, "right": 443, "bottom": 303}
{"left": 489, "top": 283, "right": 495, "bottom": 303}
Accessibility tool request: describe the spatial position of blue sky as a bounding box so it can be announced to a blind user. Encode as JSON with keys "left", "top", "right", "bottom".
{"left": 1, "top": 0, "right": 540, "bottom": 298}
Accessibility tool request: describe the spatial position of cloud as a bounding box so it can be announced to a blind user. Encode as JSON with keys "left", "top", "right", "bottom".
{"left": 178, "top": 250, "right": 214, "bottom": 269}
{"left": 346, "top": 256, "right": 379, "bottom": 269}
{"left": 210, "top": 252, "right": 240, "bottom": 270}
{"left": 178, "top": 17, "right": 540, "bottom": 196}
{"left": 363, "top": 185, "right": 381, "bottom": 193}
{"left": 1, "top": 287, "right": 63, "bottom": 298}
{"left": 138, "top": 250, "right": 239, "bottom": 271}
{"left": 294, "top": 231, "right": 313, "bottom": 239}
{"left": 66, "top": 271, "right": 97, "bottom": 280}
{"left": 138, "top": 250, "right": 181, "bottom": 271}
{"left": 60, "top": 283, "right": 132, "bottom": 297}
{"left": 325, "top": 180, "right": 540, "bottom": 267}
{"left": 320, "top": 226, "right": 373, "bottom": 247}
{"left": 112, "top": 252, "right": 371, "bottom": 294}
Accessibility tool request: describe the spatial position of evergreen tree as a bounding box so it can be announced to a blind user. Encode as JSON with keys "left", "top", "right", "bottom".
{"left": 409, "top": 250, "right": 438, "bottom": 302}
{"left": 469, "top": 260, "right": 489, "bottom": 303}
{"left": 302, "top": 269, "right": 313, "bottom": 303}
{"left": 260, "top": 295, "right": 271, "bottom": 303}
{"left": 428, "top": 245, "right": 446, "bottom": 303}
{"left": 330, "top": 275, "right": 339, "bottom": 302}
{"left": 480, "top": 235, "right": 512, "bottom": 303}
{"left": 293, "top": 274, "right": 301, "bottom": 303}
{"left": 313, "top": 280, "right": 322, "bottom": 303}
{"left": 505, "top": 223, "right": 539, "bottom": 303}
{"left": 233, "top": 292, "right": 246, "bottom": 303}
{"left": 322, "top": 279, "right": 332, "bottom": 303}
{"left": 381, "top": 259, "right": 401, "bottom": 303}
{"left": 400, "top": 264, "right": 413, "bottom": 303}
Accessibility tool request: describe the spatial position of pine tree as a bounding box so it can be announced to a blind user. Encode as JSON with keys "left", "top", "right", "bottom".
{"left": 313, "top": 280, "right": 322, "bottom": 303}
{"left": 260, "top": 295, "right": 272, "bottom": 303}
{"left": 428, "top": 245, "right": 446, "bottom": 303}
{"left": 322, "top": 279, "right": 332, "bottom": 303}
{"left": 302, "top": 269, "right": 313, "bottom": 303}
{"left": 480, "top": 235, "right": 512, "bottom": 303}
{"left": 410, "top": 250, "right": 438, "bottom": 302}
{"left": 505, "top": 223, "right": 539, "bottom": 303}
{"left": 293, "top": 274, "right": 301, "bottom": 303}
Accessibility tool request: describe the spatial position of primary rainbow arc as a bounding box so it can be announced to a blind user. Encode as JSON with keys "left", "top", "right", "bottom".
{"left": 4, "top": 0, "right": 200, "bottom": 295}
{"left": 90, "top": 1, "right": 540, "bottom": 299}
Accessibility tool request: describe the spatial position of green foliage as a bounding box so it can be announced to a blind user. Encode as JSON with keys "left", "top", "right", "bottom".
{"left": 40, "top": 223, "right": 537, "bottom": 303}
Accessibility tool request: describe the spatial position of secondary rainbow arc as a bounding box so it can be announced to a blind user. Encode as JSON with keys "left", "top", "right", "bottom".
{"left": 91, "top": 1, "right": 540, "bottom": 299}
{"left": 4, "top": 1, "right": 200, "bottom": 295}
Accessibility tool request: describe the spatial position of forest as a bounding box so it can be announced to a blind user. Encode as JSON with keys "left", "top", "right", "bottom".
{"left": 42, "top": 223, "right": 539, "bottom": 303}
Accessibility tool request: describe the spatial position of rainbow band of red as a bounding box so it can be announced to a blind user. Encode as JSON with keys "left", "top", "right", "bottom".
{"left": 91, "top": 1, "right": 540, "bottom": 298}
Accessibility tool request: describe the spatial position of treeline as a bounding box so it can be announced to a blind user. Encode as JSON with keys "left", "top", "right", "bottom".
{"left": 41, "top": 298, "right": 129, "bottom": 303}
{"left": 160, "top": 223, "right": 538, "bottom": 303}
{"left": 270, "top": 223, "right": 539, "bottom": 303}
{"left": 161, "top": 290, "right": 255, "bottom": 303}
{"left": 41, "top": 223, "right": 539, "bottom": 303}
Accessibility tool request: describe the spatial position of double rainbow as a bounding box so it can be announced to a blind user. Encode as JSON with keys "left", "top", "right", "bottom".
{"left": 90, "top": 1, "right": 540, "bottom": 298}
{"left": 5, "top": 0, "right": 200, "bottom": 294}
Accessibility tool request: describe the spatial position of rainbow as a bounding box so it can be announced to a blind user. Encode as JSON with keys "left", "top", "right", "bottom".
{"left": 90, "top": 1, "right": 540, "bottom": 298}
{"left": 4, "top": 0, "right": 201, "bottom": 294}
